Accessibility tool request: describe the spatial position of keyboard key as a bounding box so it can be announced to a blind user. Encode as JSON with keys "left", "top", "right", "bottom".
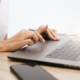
{"left": 51, "top": 54, "right": 59, "bottom": 58}
{"left": 63, "top": 54, "right": 72, "bottom": 60}
{"left": 69, "top": 57, "right": 77, "bottom": 61}
{"left": 63, "top": 56, "right": 69, "bottom": 60}
{"left": 75, "top": 55, "right": 80, "bottom": 61}
{"left": 57, "top": 55, "right": 64, "bottom": 59}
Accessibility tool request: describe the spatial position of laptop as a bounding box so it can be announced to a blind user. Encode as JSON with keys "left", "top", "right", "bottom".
{"left": 8, "top": 34, "right": 80, "bottom": 68}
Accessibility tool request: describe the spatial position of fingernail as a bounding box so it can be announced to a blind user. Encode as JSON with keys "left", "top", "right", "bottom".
{"left": 54, "top": 38, "right": 57, "bottom": 40}
{"left": 45, "top": 25, "right": 48, "bottom": 29}
{"left": 43, "top": 39, "right": 45, "bottom": 43}
{"left": 56, "top": 35, "right": 59, "bottom": 39}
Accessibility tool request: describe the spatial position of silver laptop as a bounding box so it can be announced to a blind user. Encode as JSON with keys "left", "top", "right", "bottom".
{"left": 8, "top": 34, "right": 80, "bottom": 68}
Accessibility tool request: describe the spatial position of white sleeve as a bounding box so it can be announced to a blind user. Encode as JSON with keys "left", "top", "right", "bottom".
{"left": 0, "top": 24, "right": 8, "bottom": 41}
{"left": 0, "top": 0, "right": 9, "bottom": 41}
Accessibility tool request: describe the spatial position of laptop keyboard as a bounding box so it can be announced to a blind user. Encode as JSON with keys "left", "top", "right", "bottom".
{"left": 46, "top": 40, "right": 80, "bottom": 61}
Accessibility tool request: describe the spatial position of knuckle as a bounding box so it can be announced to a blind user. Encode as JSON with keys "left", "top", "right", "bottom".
{"left": 39, "top": 25, "right": 44, "bottom": 29}
{"left": 28, "top": 39, "right": 32, "bottom": 43}
{"left": 34, "top": 31, "right": 38, "bottom": 34}
{"left": 35, "top": 31, "right": 39, "bottom": 36}
{"left": 21, "top": 29, "right": 26, "bottom": 32}
{"left": 53, "top": 29, "right": 57, "bottom": 32}
{"left": 31, "top": 32, "right": 35, "bottom": 36}
{"left": 29, "top": 41, "right": 34, "bottom": 46}
{"left": 20, "top": 29, "right": 26, "bottom": 34}
{"left": 36, "top": 38, "right": 38, "bottom": 42}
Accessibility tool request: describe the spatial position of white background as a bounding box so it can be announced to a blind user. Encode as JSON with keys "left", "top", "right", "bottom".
{"left": 8, "top": 0, "right": 80, "bottom": 38}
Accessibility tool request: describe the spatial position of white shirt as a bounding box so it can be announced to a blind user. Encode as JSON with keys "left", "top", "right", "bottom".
{"left": 0, "top": 0, "right": 9, "bottom": 41}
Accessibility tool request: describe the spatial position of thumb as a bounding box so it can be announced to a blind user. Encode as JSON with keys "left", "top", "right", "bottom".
{"left": 36, "top": 25, "right": 48, "bottom": 34}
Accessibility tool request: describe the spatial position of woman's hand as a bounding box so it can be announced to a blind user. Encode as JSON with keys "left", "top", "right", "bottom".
{"left": 36, "top": 25, "right": 60, "bottom": 40}
{"left": 0, "top": 28, "right": 47, "bottom": 52}
{"left": 0, "top": 25, "right": 60, "bottom": 52}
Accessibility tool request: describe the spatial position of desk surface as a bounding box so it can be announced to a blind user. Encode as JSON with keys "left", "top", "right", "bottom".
{"left": 0, "top": 52, "right": 80, "bottom": 80}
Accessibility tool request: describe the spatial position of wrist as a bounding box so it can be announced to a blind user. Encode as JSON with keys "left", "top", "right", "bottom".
{"left": 0, "top": 40, "right": 7, "bottom": 52}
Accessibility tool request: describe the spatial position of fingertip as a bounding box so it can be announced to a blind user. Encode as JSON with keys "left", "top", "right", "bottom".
{"left": 53, "top": 37, "right": 57, "bottom": 40}
{"left": 41, "top": 39, "right": 45, "bottom": 43}
{"left": 56, "top": 36, "right": 60, "bottom": 40}
{"left": 45, "top": 24, "right": 48, "bottom": 29}
{"left": 55, "top": 37, "right": 60, "bottom": 41}
{"left": 58, "top": 37, "right": 60, "bottom": 40}
{"left": 43, "top": 39, "right": 45, "bottom": 43}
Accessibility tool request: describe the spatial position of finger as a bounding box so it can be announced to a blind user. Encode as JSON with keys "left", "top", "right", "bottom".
{"left": 35, "top": 32, "right": 45, "bottom": 43}
{"left": 52, "top": 29, "right": 57, "bottom": 35}
{"left": 50, "top": 29, "right": 60, "bottom": 40}
{"left": 46, "top": 29, "right": 57, "bottom": 40}
{"left": 25, "top": 39, "right": 34, "bottom": 46}
{"left": 9, "top": 39, "right": 34, "bottom": 51}
{"left": 20, "top": 39, "right": 34, "bottom": 47}
{"left": 52, "top": 29, "right": 60, "bottom": 40}
{"left": 31, "top": 34, "right": 38, "bottom": 44}
{"left": 26, "top": 32, "right": 38, "bottom": 44}
{"left": 36, "top": 25, "right": 48, "bottom": 34}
